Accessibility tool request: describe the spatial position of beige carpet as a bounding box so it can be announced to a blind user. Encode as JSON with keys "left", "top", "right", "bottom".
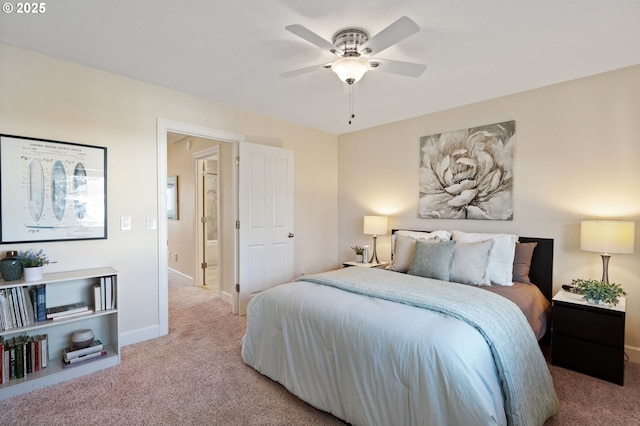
{"left": 1, "top": 276, "right": 639, "bottom": 425}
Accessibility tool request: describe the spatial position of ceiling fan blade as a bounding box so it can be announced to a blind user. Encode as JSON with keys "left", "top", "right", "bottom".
{"left": 285, "top": 24, "right": 339, "bottom": 54}
{"left": 279, "top": 63, "right": 331, "bottom": 78}
{"left": 371, "top": 58, "right": 427, "bottom": 78}
{"left": 360, "top": 16, "right": 419, "bottom": 57}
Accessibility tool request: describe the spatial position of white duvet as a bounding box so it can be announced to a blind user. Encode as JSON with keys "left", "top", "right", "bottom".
{"left": 241, "top": 268, "right": 558, "bottom": 426}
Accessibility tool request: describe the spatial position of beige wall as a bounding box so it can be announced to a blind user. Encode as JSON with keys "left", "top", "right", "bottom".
{"left": 338, "top": 64, "right": 640, "bottom": 361}
{"left": 0, "top": 43, "right": 339, "bottom": 345}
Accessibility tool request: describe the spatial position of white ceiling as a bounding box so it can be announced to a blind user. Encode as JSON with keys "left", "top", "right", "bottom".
{"left": 1, "top": 1, "right": 639, "bottom": 135}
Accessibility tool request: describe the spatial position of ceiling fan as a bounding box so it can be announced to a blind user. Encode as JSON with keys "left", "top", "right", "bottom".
{"left": 280, "top": 16, "right": 427, "bottom": 85}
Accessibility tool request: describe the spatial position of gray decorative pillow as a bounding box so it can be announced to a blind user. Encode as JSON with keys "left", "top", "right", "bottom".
{"left": 408, "top": 240, "right": 456, "bottom": 281}
{"left": 451, "top": 230, "right": 517, "bottom": 286}
{"left": 449, "top": 240, "right": 494, "bottom": 286}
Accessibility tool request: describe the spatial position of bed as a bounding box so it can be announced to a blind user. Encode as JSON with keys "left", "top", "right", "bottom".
{"left": 241, "top": 230, "right": 559, "bottom": 426}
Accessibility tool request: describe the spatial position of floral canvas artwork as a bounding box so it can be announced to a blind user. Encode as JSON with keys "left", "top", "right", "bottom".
{"left": 418, "top": 120, "right": 515, "bottom": 220}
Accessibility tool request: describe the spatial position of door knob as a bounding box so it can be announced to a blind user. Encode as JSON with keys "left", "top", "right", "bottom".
{"left": 288, "top": 233, "right": 295, "bottom": 238}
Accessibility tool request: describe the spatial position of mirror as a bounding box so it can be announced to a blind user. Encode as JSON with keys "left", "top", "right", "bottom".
{"left": 167, "top": 176, "right": 178, "bottom": 220}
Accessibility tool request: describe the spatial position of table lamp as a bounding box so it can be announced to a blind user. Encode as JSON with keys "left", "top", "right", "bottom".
{"left": 580, "top": 220, "right": 635, "bottom": 284}
{"left": 363, "top": 215, "right": 388, "bottom": 263}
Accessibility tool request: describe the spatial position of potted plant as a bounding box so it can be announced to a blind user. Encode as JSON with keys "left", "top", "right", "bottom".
{"left": 351, "top": 245, "right": 365, "bottom": 263}
{"left": 570, "top": 278, "right": 627, "bottom": 306}
{"left": 17, "top": 249, "right": 54, "bottom": 281}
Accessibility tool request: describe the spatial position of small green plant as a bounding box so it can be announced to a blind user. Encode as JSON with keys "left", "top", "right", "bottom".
{"left": 571, "top": 278, "right": 626, "bottom": 305}
{"left": 17, "top": 249, "right": 54, "bottom": 267}
{"left": 351, "top": 245, "right": 364, "bottom": 255}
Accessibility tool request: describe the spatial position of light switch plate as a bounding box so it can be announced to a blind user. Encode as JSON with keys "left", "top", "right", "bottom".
{"left": 121, "top": 216, "right": 132, "bottom": 231}
{"left": 146, "top": 216, "right": 157, "bottom": 230}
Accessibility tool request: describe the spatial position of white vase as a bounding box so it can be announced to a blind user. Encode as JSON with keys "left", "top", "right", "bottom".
{"left": 24, "top": 266, "right": 44, "bottom": 281}
{"left": 356, "top": 254, "right": 364, "bottom": 263}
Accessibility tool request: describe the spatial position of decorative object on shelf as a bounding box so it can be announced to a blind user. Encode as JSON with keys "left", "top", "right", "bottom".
{"left": 580, "top": 220, "right": 635, "bottom": 284}
{"left": 23, "top": 266, "right": 43, "bottom": 281}
{"left": 17, "top": 248, "right": 54, "bottom": 281}
{"left": 0, "top": 250, "right": 23, "bottom": 281}
{"left": 570, "top": 278, "right": 627, "bottom": 306}
{"left": 351, "top": 245, "right": 365, "bottom": 263}
{"left": 71, "top": 329, "right": 95, "bottom": 349}
{"left": 363, "top": 215, "right": 388, "bottom": 263}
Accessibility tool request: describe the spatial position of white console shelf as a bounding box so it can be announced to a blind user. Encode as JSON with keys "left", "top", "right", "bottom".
{"left": 0, "top": 267, "right": 120, "bottom": 400}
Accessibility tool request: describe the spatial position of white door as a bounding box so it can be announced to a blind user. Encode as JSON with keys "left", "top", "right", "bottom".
{"left": 237, "top": 142, "right": 294, "bottom": 314}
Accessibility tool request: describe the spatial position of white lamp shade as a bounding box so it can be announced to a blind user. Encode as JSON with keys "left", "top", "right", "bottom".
{"left": 331, "top": 57, "right": 370, "bottom": 83}
{"left": 363, "top": 215, "right": 388, "bottom": 236}
{"left": 580, "top": 220, "right": 635, "bottom": 254}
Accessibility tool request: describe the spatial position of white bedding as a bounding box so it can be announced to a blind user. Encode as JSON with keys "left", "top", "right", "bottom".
{"left": 241, "top": 267, "right": 558, "bottom": 426}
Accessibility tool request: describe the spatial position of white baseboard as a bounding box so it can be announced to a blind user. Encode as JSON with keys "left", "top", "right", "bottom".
{"left": 220, "top": 290, "right": 233, "bottom": 306}
{"left": 626, "top": 344, "right": 640, "bottom": 364}
{"left": 119, "top": 325, "right": 164, "bottom": 348}
{"left": 168, "top": 267, "right": 193, "bottom": 283}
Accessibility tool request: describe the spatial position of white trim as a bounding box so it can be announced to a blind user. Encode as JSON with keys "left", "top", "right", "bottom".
{"left": 157, "top": 118, "right": 243, "bottom": 338}
{"left": 168, "top": 267, "right": 193, "bottom": 284}
{"left": 119, "top": 325, "right": 161, "bottom": 347}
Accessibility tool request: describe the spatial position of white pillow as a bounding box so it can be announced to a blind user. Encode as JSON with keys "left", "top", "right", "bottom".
{"left": 449, "top": 240, "right": 494, "bottom": 286}
{"left": 390, "top": 230, "right": 452, "bottom": 273}
{"left": 451, "top": 231, "right": 517, "bottom": 286}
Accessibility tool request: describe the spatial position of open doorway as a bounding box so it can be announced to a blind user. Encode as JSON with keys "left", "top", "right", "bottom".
{"left": 158, "top": 119, "right": 244, "bottom": 336}
{"left": 166, "top": 132, "right": 234, "bottom": 305}
{"left": 167, "top": 132, "right": 225, "bottom": 292}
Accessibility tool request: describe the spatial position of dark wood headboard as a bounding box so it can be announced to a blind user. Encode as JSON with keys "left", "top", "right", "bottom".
{"left": 391, "top": 230, "right": 554, "bottom": 302}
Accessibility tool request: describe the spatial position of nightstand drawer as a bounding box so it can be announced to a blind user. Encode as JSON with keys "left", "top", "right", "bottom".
{"left": 553, "top": 303, "right": 624, "bottom": 347}
{"left": 552, "top": 333, "right": 624, "bottom": 385}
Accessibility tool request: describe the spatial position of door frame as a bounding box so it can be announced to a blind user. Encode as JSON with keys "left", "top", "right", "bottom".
{"left": 157, "top": 118, "right": 244, "bottom": 336}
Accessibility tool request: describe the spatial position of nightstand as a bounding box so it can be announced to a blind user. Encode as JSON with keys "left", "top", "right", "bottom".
{"left": 551, "top": 290, "right": 625, "bottom": 385}
{"left": 343, "top": 261, "right": 389, "bottom": 269}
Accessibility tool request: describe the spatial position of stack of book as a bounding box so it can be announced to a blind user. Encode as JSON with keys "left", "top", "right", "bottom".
{"left": 0, "top": 284, "right": 46, "bottom": 330}
{"left": 45, "top": 301, "right": 91, "bottom": 321}
{"left": 92, "top": 275, "right": 116, "bottom": 312}
{"left": 62, "top": 340, "right": 106, "bottom": 368}
{"left": 1, "top": 334, "right": 48, "bottom": 383}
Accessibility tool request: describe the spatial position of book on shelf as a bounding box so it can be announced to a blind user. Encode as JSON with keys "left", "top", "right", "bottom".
{"left": 93, "top": 283, "right": 102, "bottom": 312}
{"left": 104, "top": 276, "right": 111, "bottom": 310}
{"left": 51, "top": 310, "right": 93, "bottom": 321}
{"left": 62, "top": 350, "right": 107, "bottom": 368}
{"left": 100, "top": 277, "right": 106, "bottom": 310}
{"left": 46, "top": 302, "right": 89, "bottom": 319}
{"left": 63, "top": 339, "right": 104, "bottom": 361}
{"left": 33, "top": 284, "right": 46, "bottom": 321}
{"left": 0, "top": 287, "right": 38, "bottom": 328}
{"left": 0, "top": 289, "right": 12, "bottom": 330}
{"left": 0, "top": 333, "right": 48, "bottom": 384}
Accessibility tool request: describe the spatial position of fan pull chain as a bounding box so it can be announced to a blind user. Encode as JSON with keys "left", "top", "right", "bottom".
{"left": 348, "top": 83, "right": 355, "bottom": 125}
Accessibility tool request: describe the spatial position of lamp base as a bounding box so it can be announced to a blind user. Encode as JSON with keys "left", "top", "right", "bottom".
{"left": 601, "top": 253, "right": 611, "bottom": 284}
{"left": 369, "top": 235, "right": 379, "bottom": 264}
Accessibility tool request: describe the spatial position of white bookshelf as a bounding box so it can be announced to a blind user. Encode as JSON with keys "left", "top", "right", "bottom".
{"left": 0, "top": 267, "right": 119, "bottom": 400}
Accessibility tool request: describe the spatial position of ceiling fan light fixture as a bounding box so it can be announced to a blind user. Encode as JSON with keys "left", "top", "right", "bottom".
{"left": 331, "top": 57, "right": 370, "bottom": 84}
